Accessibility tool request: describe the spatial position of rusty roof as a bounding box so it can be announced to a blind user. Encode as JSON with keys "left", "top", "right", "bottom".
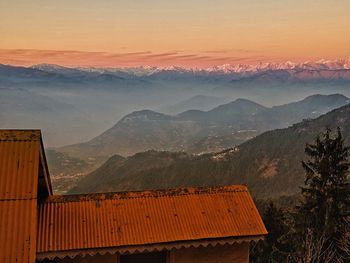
{"left": 0, "top": 130, "right": 52, "bottom": 263}
{"left": 0, "top": 130, "right": 267, "bottom": 261}
{"left": 37, "top": 185, "right": 267, "bottom": 259}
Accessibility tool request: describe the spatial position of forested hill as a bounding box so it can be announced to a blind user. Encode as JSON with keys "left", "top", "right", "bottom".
{"left": 70, "top": 104, "right": 350, "bottom": 198}
{"left": 59, "top": 94, "right": 349, "bottom": 158}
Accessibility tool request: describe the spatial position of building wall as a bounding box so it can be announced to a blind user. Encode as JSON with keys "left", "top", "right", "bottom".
{"left": 51, "top": 253, "right": 118, "bottom": 263}
{"left": 40, "top": 242, "right": 249, "bottom": 263}
{"left": 169, "top": 242, "right": 249, "bottom": 263}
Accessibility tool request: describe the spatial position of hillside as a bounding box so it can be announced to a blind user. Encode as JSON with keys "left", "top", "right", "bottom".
{"left": 46, "top": 150, "right": 109, "bottom": 194}
{"left": 70, "top": 103, "right": 350, "bottom": 198}
{"left": 59, "top": 94, "right": 349, "bottom": 158}
{"left": 59, "top": 110, "right": 202, "bottom": 158}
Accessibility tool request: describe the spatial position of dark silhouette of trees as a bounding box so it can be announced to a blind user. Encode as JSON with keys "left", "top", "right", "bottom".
{"left": 295, "top": 128, "right": 350, "bottom": 262}
{"left": 251, "top": 128, "right": 350, "bottom": 262}
{"left": 251, "top": 202, "right": 291, "bottom": 262}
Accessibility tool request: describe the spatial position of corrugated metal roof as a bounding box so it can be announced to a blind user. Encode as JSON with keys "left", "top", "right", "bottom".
{"left": 0, "top": 130, "right": 51, "bottom": 263}
{"left": 37, "top": 185, "right": 267, "bottom": 258}
{"left": 0, "top": 200, "right": 37, "bottom": 263}
{"left": 0, "top": 130, "right": 267, "bottom": 261}
{"left": 0, "top": 137, "right": 40, "bottom": 200}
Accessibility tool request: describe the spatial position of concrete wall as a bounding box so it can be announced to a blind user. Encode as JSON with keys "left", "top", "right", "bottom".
{"left": 169, "top": 243, "right": 249, "bottom": 263}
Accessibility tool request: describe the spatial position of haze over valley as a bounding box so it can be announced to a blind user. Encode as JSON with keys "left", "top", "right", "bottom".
{"left": 1, "top": 59, "right": 350, "bottom": 147}
{"left": 1, "top": 59, "right": 350, "bottom": 194}
{"left": 69, "top": 103, "right": 350, "bottom": 198}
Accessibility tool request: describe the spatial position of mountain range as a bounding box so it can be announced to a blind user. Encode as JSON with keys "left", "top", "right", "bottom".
{"left": 58, "top": 94, "right": 350, "bottom": 158}
{"left": 39, "top": 58, "right": 350, "bottom": 75}
{"left": 2, "top": 59, "right": 350, "bottom": 88}
{"left": 69, "top": 103, "right": 350, "bottom": 199}
{"left": 2, "top": 60, "right": 350, "bottom": 147}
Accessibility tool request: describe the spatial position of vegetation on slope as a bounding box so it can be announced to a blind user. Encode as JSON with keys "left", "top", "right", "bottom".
{"left": 251, "top": 128, "right": 350, "bottom": 262}
{"left": 70, "top": 104, "right": 350, "bottom": 198}
{"left": 60, "top": 94, "right": 349, "bottom": 158}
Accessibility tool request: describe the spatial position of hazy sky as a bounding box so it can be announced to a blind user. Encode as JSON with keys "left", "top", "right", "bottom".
{"left": 1, "top": 0, "right": 350, "bottom": 67}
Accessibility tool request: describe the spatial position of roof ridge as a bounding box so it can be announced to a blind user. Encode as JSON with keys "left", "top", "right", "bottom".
{"left": 0, "top": 130, "right": 42, "bottom": 141}
{"left": 46, "top": 185, "right": 248, "bottom": 203}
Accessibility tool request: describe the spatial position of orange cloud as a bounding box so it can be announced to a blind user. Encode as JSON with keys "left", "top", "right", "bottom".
{"left": 0, "top": 49, "right": 264, "bottom": 68}
{"left": 0, "top": 48, "right": 331, "bottom": 68}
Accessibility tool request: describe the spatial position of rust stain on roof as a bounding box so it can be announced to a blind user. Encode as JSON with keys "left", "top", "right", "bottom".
{"left": 0, "top": 129, "right": 41, "bottom": 141}
{"left": 47, "top": 185, "right": 248, "bottom": 202}
{"left": 0, "top": 130, "right": 50, "bottom": 263}
{"left": 37, "top": 185, "right": 267, "bottom": 257}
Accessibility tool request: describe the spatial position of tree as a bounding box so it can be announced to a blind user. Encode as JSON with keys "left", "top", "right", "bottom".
{"left": 251, "top": 202, "right": 291, "bottom": 263}
{"left": 296, "top": 128, "right": 350, "bottom": 262}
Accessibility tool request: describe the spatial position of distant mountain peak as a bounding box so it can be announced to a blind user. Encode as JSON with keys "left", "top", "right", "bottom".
{"left": 119, "top": 110, "right": 172, "bottom": 123}
{"left": 212, "top": 98, "right": 266, "bottom": 110}
{"left": 232, "top": 98, "right": 262, "bottom": 104}
{"left": 31, "top": 63, "right": 70, "bottom": 71}
{"left": 29, "top": 58, "right": 350, "bottom": 76}
{"left": 157, "top": 95, "right": 232, "bottom": 115}
{"left": 302, "top": 93, "right": 350, "bottom": 103}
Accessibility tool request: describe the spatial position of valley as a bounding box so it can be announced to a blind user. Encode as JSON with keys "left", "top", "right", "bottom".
{"left": 2, "top": 62, "right": 350, "bottom": 197}
{"left": 68, "top": 103, "right": 350, "bottom": 199}
{"left": 58, "top": 94, "right": 350, "bottom": 158}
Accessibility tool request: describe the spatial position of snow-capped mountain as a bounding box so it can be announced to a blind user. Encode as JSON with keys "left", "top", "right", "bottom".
{"left": 205, "top": 58, "right": 350, "bottom": 74}
{"left": 30, "top": 58, "right": 350, "bottom": 76}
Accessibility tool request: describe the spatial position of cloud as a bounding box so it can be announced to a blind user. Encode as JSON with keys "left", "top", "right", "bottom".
{"left": 144, "top": 52, "right": 179, "bottom": 58}
{"left": 204, "top": 49, "right": 259, "bottom": 54}
{"left": 0, "top": 48, "right": 264, "bottom": 68}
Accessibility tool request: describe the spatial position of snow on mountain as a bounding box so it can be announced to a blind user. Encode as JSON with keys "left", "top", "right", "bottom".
{"left": 32, "top": 63, "right": 69, "bottom": 72}
{"left": 30, "top": 58, "right": 350, "bottom": 76}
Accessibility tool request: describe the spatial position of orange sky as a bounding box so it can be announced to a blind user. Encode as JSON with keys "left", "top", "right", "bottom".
{"left": 1, "top": 0, "right": 350, "bottom": 68}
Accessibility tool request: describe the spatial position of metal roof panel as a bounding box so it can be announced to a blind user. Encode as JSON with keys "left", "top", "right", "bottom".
{"left": 37, "top": 185, "right": 267, "bottom": 257}
{"left": 0, "top": 130, "right": 49, "bottom": 263}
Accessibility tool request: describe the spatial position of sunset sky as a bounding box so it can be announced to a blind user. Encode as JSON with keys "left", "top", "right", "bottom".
{"left": 1, "top": 0, "right": 350, "bottom": 68}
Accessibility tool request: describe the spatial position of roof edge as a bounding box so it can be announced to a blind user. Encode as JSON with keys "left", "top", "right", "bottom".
{"left": 45, "top": 184, "right": 248, "bottom": 203}
{"left": 39, "top": 136, "right": 53, "bottom": 196}
{"left": 36, "top": 234, "right": 265, "bottom": 260}
{"left": 0, "top": 129, "right": 42, "bottom": 141}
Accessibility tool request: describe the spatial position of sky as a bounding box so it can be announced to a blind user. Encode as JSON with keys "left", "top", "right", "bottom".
{"left": 1, "top": 0, "right": 350, "bottom": 68}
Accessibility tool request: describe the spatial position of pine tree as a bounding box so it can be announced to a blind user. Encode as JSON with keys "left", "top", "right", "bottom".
{"left": 297, "top": 127, "right": 350, "bottom": 261}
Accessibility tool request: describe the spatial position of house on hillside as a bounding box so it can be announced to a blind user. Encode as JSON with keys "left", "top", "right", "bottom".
{"left": 0, "top": 130, "right": 267, "bottom": 263}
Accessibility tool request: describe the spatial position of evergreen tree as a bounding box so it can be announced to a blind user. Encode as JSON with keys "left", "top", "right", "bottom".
{"left": 296, "top": 128, "right": 350, "bottom": 261}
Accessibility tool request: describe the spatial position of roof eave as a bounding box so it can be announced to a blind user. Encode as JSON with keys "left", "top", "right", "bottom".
{"left": 36, "top": 234, "right": 266, "bottom": 260}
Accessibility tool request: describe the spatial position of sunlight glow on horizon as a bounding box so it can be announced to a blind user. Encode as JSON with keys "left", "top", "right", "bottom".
{"left": 1, "top": 0, "right": 350, "bottom": 67}
{"left": 1, "top": 48, "right": 350, "bottom": 69}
